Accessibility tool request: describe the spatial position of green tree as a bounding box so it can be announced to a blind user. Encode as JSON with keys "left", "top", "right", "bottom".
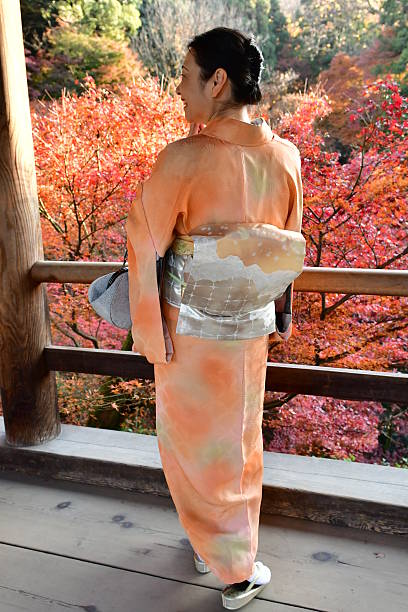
{"left": 20, "top": 0, "right": 59, "bottom": 49}
{"left": 135, "top": 0, "right": 290, "bottom": 86}
{"left": 29, "top": 26, "right": 144, "bottom": 98}
{"left": 44, "top": 0, "right": 142, "bottom": 41}
{"left": 22, "top": 1, "right": 144, "bottom": 99}
{"left": 377, "top": 0, "right": 408, "bottom": 93}
{"left": 134, "top": 0, "right": 251, "bottom": 86}
{"left": 291, "top": 0, "right": 382, "bottom": 78}
{"left": 227, "top": 0, "right": 290, "bottom": 79}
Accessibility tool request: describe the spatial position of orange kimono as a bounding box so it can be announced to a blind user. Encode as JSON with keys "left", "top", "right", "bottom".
{"left": 126, "top": 115, "right": 303, "bottom": 584}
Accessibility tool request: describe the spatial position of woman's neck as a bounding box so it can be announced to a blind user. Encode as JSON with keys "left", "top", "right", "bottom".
{"left": 207, "top": 107, "right": 252, "bottom": 125}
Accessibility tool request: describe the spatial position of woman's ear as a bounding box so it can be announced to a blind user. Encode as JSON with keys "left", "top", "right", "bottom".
{"left": 212, "top": 68, "right": 228, "bottom": 95}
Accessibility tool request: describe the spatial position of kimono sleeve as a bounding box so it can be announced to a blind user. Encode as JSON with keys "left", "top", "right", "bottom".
{"left": 284, "top": 148, "right": 303, "bottom": 233}
{"left": 125, "top": 143, "right": 187, "bottom": 364}
{"left": 138, "top": 142, "right": 189, "bottom": 257}
{"left": 270, "top": 150, "right": 304, "bottom": 343}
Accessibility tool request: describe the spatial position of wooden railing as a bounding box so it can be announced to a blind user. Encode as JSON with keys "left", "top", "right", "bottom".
{"left": 0, "top": 1, "right": 406, "bottom": 448}
{"left": 32, "top": 262, "right": 408, "bottom": 405}
{"left": 31, "top": 261, "right": 408, "bottom": 296}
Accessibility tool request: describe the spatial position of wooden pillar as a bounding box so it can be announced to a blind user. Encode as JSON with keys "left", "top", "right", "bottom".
{"left": 0, "top": 0, "right": 60, "bottom": 445}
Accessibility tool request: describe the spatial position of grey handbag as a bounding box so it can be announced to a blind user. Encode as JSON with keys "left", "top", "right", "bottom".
{"left": 88, "top": 247, "right": 165, "bottom": 329}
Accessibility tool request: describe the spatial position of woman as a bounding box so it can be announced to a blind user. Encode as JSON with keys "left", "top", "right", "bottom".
{"left": 126, "top": 27, "right": 304, "bottom": 609}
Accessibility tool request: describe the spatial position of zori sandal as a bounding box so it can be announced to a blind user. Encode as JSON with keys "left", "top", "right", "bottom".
{"left": 193, "top": 551, "right": 211, "bottom": 573}
{"left": 221, "top": 561, "right": 271, "bottom": 609}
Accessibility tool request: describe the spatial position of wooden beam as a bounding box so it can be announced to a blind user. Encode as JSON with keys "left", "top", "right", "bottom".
{"left": 44, "top": 345, "right": 154, "bottom": 380}
{"left": 294, "top": 266, "right": 408, "bottom": 297}
{"left": 265, "top": 362, "right": 408, "bottom": 403}
{"left": 43, "top": 345, "right": 408, "bottom": 403}
{"left": 0, "top": 1, "right": 60, "bottom": 446}
{"left": 30, "top": 261, "right": 408, "bottom": 296}
{"left": 31, "top": 260, "right": 124, "bottom": 284}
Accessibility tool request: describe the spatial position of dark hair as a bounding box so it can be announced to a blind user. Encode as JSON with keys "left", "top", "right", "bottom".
{"left": 187, "top": 27, "right": 264, "bottom": 107}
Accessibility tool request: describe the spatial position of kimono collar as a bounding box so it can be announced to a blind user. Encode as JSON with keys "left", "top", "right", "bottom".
{"left": 198, "top": 115, "right": 274, "bottom": 146}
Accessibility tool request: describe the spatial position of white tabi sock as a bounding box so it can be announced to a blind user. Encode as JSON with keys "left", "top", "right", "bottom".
{"left": 247, "top": 561, "right": 271, "bottom": 585}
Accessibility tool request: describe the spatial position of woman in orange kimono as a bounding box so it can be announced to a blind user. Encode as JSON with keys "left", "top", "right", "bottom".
{"left": 126, "top": 27, "right": 304, "bottom": 609}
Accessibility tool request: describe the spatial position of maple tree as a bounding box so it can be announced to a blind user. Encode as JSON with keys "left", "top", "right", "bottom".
{"left": 265, "top": 75, "right": 408, "bottom": 466}
{"left": 24, "top": 71, "right": 408, "bottom": 467}
{"left": 30, "top": 74, "right": 186, "bottom": 434}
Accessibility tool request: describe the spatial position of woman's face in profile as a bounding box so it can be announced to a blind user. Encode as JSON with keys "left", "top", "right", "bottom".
{"left": 176, "top": 49, "right": 229, "bottom": 125}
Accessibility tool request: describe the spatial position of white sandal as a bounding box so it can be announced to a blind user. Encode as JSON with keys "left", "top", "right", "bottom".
{"left": 193, "top": 551, "right": 211, "bottom": 573}
{"left": 221, "top": 561, "right": 271, "bottom": 609}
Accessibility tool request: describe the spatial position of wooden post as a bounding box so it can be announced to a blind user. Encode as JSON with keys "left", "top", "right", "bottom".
{"left": 0, "top": 0, "right": 60, "bottom": 445}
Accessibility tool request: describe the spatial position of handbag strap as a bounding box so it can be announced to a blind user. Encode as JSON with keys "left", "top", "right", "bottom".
{"left": 104, "top": 245, "right": 128, "bottom": 289}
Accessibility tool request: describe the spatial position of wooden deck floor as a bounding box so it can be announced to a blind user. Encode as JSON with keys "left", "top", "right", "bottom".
{"left": 0, "top": 468, "right": 406, "bottom": 612}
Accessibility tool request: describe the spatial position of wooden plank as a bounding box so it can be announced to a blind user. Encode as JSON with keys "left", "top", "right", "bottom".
{"left": 0, "top": 469, "right": 406, "bottom": 612}
{"left": 1, "top": 418, "right": 407, "bottom": 534}
{"left": 30, "top": 261, "right": 408, "bottom": 296}
{"left": 0, "top": 546, "right": 299, "bottom": 611}
{"left": 0, "top": 0, "right": 60, "bottom": 445}
{"left": 42, "top": 345, "right": 408, "bottom": 402}
{"left": 39, "top": 421, "right": 408, "bottom": 486}
{"left": 4, "top": 418, "right": 408, "bottom": 487}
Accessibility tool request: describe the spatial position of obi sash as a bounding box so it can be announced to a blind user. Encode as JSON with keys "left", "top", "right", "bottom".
{"left": 161, "top": 222, "right": 306, "bottom": 340}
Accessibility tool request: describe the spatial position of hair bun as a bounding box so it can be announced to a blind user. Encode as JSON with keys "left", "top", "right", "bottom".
{"left": 187, "top": 27, "right": 264, "bottom": 106}
{"left": 245, "top": 37, "right": 264, "bottom": 84}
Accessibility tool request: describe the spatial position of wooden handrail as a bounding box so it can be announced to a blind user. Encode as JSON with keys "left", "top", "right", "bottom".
{"left": 38, "top": 261, "right": 408, "bottom": 404}
{"left": 30, "top": 261, "right": 408, "bottom": 296}
{"left": 43, "top": 346, "right": 408, "bottom": 403}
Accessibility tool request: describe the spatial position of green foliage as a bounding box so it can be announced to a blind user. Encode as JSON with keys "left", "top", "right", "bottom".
{"left": 292, "top": 0, "right": 382, "bottom": 78}
{"left": 246, "top": 0, "right": 289, "bottom": 77}
{"left": 377, "top": 401, "right": 408, "bottom": 457}
{"left": 50, "top": 27, "right": 124, "bottom": 73}
{"left": 29, "top": 27, "right": 143, "bottom": 98}
{"left": 225, "top": 0, "right": 290, "bottom": 77}
{"left": 20, "top": 0, "right": 59, "bottom": 48}
{"left": 136, "top": 0, "right": 290, "bottom": 84}
{"left": 22, "top": 0, "right": 407, "bottom": 100}
{"left": 377, "top": 0, "right": 408, "bottom": 93}
{"left": 44, "top": 0, "right": 142, "bottom": 41}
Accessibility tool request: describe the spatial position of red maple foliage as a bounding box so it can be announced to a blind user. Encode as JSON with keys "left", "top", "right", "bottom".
{"left": 265, "top": 76, "right": 408, "bottom": 465}
{"left": 30, "top": 73, "right": 408, "bottom": 466}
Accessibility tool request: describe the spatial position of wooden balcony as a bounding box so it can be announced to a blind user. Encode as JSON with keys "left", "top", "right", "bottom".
{"left": 1, "top": 418, "right": 407, "bottom": 612}
{"left": 0, "top": 3, "right": 407, "bottom": 609}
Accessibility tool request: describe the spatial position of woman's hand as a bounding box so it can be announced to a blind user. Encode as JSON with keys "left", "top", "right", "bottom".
{"left": 188, "top": 122, "right": 205, "bottom": 136}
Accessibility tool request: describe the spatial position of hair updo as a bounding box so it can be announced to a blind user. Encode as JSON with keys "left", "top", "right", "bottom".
{"left": 186, "top": 27, "right": 264, "bottom": 107}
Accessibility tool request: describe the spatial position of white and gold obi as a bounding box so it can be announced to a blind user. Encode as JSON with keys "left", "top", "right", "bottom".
{"left": 161, "top": 222, "right": 306, "bottom": 340}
